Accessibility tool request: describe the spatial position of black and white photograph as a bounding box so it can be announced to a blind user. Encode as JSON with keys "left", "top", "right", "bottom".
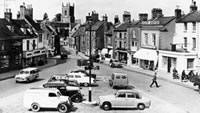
{"left": 0, "top": 0, "right": 200, "bottom": 113}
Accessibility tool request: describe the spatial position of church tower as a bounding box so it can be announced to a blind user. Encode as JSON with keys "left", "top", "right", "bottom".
{"left": 61, "top": 2, "right": 75, "bottom": 23}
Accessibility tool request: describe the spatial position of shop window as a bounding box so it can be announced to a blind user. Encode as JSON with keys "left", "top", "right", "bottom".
{"left": 132, "top": 55, "right": 137, "bottom": 64}
{"left": 187, "top": 59, "right": 194, "bottom": 69}
{"left": 0, "top": 55, "right": 9, "bottom": 68}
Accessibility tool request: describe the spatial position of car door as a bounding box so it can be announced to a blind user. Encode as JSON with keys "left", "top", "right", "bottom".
{"left": 126, "top": 92, "right": 137, "bottom": 107}
{"left": 46, "top": 92, "right": 60, "bottom": 108}
{"left": 113, "top": 92, "right": 126, "bottom": 108}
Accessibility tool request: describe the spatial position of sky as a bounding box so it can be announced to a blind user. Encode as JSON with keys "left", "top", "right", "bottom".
{"left": 0, "top": 0, "right": 198, "bottom": 23}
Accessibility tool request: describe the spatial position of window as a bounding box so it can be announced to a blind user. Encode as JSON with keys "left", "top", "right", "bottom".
{"left": 119, "top": 33, "right": 122, "bottom": 39}
{"left": 187, "top": 59, "right": 194, "bottom": 69}
{"left": 122, "top": 76, "right": 127, "bottom": 79}
{"left": 75, "top": 75, "right": 81, "bottom": 78}
{"left": 49, "top": 93, "right": 57, "bottom": 97}
{"left": 184, "top": 37, "right": 187, "bottom": 47}
{"left": 192, "top": 22, "right": 196, "bottom": 31}
{"left": 127, "top": 93, "right": 135, "bottom": 98}
{"left": 0, "top": 55, "right": 9, "bottom": 68}
{"left": 33, "top": 40, "right": 36, "bottom": 50}
{"left": 193, "top": 38, "right": 196, "bottom": 49}
{"left": 119, "top": 41, "right": 122, "bottom": 48}
{"left": 27, "top": 40, "right": 29, "bottom": 51}
{"left": 65, "top": 10, "right": 67, "bottom": 15}
{"left": 39, "top": 34, "right": 42, "bottom": 42}
{"left": 152, "top": 33, "right": 156, "bottom": 46}
{"left": 116, "top": 76, "right": 120, "bottom": 79}
{"left": 184, "top": 22, "right": 187, "bottom": 31}
{"left": 132, "top": 41, "right": 135, "bottom": 46}
{"left": 117, "top": 93, "right": 126, "bottom": 98}
{"left": 144, "top": 33, "right": 148, "bottom": 45}
{"left": 132, "top": 31, "right": 136, "bottom": 38}
{"left": 0, "top": 41, "right": 5, "bottom": 51}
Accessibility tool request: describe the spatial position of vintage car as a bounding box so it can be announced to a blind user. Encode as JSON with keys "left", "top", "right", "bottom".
{"left": 48, "top": 74, "right": 69, "bottom": 81}
{"left": 15, "top": 67, "right": 39, "bottom": 83}
{"left": 110, "top": 60, "right": 123, "bottom": 68}
{"left": 67, "top": 72, "right": 95, "bottom": 87}
{"left": 109, "top": 73, "right": 129, "bottom": 89}
{"left": 99, "top": 90, "right": 151, "bottom": 110}
{"left": 71, "top": 69, "right": 96, "bottom": 79}
{"left": 23, "top": 88, "right": 73, "bottom": 113}
{"left": 43, "top": 80, "right": 83, "bottom": 103}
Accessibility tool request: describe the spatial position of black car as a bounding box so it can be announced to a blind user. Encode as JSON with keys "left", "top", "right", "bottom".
{"left": 43, "top": 80, "right": 83, "bottom": 103}
{"left": 110, "top": 60, "right": 123, "bottom": 68}
{"left": 71, "top": 69, "right": 96, "bottom": 79}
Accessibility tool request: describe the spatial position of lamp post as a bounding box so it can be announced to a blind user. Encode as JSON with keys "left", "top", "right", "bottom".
{"left": 88, "top": 18, "right": 92, "bottom": 102}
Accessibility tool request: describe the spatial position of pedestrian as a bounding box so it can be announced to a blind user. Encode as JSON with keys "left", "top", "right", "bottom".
{"left": 150, "top": 70, "right": 159, "bottom": 88}
{"left": 181, "top": 70, "right": 186, "bottom": 82}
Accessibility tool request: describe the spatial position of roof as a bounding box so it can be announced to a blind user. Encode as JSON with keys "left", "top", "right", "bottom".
{"left": 85, "top": 21, "right": 105, "bottom": 31}
{"left": 71, "top": 23, "right": 78, "bottom": 29}
{"left": 140, "top": 16, "right": 176, "bottom": 26}
{"left": 177, "top": 11, "right": 200, "bottom": 22}
{"left": 25, "top": 15, "right": 42, "bottom": 32}
{"left": 115, "top": 22, "right": 134, "bottom": 31}
{"left": 50, "top": 22, "right": 70, "bottom": 28}
{"left": 0, "top": 19, "right": 25, "bottom": 40}
{"left": 21, "top": 67, "right": 39, "bottom": 71}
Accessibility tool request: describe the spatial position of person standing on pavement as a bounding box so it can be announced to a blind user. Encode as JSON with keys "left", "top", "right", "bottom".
{"left": 150, "top": 70, "right": 159, "bottom": 88}
{"left": 181, "top": 70, "right": 186, "bottom": 82}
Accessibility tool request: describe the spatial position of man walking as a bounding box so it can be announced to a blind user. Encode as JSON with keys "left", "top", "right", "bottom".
{"left": 150, "top": 70, "right": 159, "bottom": 88}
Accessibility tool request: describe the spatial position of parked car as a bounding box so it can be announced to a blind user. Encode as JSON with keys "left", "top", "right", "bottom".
{"left": 43, "top": 80, "right": 83, "bottom": 103}
{"left": 110, "top": 60, "right": 123, "bottom": 68}
{"left": 48, "top": 74, "right": 69, "bottom": 81}
{"left": 109, "top": 73, "right": 129, "bottom": 89}
{"left": 67, "top": 72, "right": 95, "bottom": 86}
{"left": 99, "top": 90, "right": 151, "bottom": 111}
{"left": 15, "top": 67, "right": 39, "bottom": 83}
{"left": 71, "top": 69, "right": 96, "bottom": 79}
{"left": 23, "top": 88, "right": 73, "bottom": 113}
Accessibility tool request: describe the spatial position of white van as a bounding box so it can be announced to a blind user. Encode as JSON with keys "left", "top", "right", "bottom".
{"left": 109, "top": 73, "right": 129, "bottom": 88}
{"left": 23, "top": 88, "right": 73, "bottom": 113}
{"left": 15, "top": 67, "right": 39, "bottom": 83}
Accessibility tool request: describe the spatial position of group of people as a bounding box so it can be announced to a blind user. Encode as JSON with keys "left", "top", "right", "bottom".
{"left": 173, "top": 67, "right": 197, "bottom": 82}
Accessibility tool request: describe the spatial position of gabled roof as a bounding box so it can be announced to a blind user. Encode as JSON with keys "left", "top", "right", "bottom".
{"left": 25, "top": 15, "right": 42, "bottom": 32}
{"left": 177, "top": 11, "right": 200, "bottom": 23}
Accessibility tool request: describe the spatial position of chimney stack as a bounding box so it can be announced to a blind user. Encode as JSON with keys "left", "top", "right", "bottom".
{"left": 175, "top": 6, "right": 182, "bottom": 19}
{"left": 123, "top": 11, "right": 131, "bottom": 23}
{"left": 114, "top": 15, "right": 120, "bottom": 24}
{"left": 139, "top": 13, "right": 148, "bottom": 21}
{"left": 4, "top": 9, "right": 12, "bottom": 22}
{"left": 152, "top": 8, "right": 163, "bottom": 19}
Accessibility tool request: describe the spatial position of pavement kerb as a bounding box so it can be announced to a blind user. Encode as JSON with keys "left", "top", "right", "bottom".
{"left": 77, "top": 53, "right": 197, "bottom": 91}
{"left": 0, "top": 58, "right": 61, "bottom": 81}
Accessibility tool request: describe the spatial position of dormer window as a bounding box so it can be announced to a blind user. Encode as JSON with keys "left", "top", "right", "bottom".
{"left": 7, "top": 25, "right": 14, "bottom": 32}
{"left": 27, "top": 28, "right": 32, "bottom": 34}
{"left": 20, "top": 28, "right": 26, "bottom": 34}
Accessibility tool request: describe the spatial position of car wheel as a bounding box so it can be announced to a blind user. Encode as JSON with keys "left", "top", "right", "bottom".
{"left": 31, "top": 103, "right": 40, "bottom": 112}
{"left": 102, "top": 102, "right": 111, "bottom": 111}
{"left": 137, "top": 103, "right": 145, "bottom": 110}
{"left": 72, "top": 96, "right": 82, "bottom": 103}
{"left": 58, "top": 103, "right": 68, "bottom": 113}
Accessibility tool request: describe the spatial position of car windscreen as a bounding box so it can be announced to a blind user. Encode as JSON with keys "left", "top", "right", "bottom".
{"left": 19, "top": 71, "right": 29, "bottom": 74}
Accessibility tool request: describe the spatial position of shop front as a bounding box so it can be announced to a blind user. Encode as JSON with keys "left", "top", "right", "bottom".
{"left": 134, "top": 48, "right": 158, "bottom": 70}
{"left": 22, "top": 48, "right": 47, "bottom": 68}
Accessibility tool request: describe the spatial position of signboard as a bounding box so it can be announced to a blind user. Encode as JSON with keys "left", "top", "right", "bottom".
{"left": 141, "top": 21, "right": 160, "bottom": 25}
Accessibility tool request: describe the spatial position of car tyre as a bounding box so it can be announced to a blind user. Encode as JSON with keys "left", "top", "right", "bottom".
{"left": 72, "top": 95, "right": 82, "bottom": 103}
{"left": 102, "top": 102, "right": 111, "bottom": 111}
{"left": 137, "top": 103, "right": 145, "bottom": 110}
{"left": 31, "top": 103, "right": 40, "bottom": 112}
{"left": 58, "top": 103, "right": 68, "bottom": 113}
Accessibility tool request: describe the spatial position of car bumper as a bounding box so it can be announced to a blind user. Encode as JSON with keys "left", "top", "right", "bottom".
{"left": 15, "top": 77, "right": 27, "bottom": 82}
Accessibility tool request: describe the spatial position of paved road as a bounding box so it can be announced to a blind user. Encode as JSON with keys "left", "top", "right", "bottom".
{"left": 0, "top": 51, "right": 199, "bottom": 113}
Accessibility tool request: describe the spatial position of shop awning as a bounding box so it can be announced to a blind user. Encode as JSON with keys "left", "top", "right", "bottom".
{"left": 134, "top": 49, "right": 158, "bottom": 61}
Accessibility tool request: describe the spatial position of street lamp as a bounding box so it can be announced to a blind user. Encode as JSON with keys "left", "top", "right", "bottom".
{"left": 88, "top": 17, "right": 92, "bottom": 102}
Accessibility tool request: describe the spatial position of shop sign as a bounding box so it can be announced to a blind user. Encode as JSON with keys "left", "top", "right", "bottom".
{"left": 141, "top": 21, "right": 160, "bottom": 25}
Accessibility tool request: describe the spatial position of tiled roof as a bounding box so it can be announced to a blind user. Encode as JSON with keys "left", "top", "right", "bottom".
{"left": 0, "top": 19, "right": 24, "bottom": 40}
{"left": 25, "top": 15, "right": 42, "bottom": 32}
{"left": 177, "top": 11, "right": 200, "bottom": 22}
{"left": 115, "top": 22, "right": 134, "bottom": 31}
{"left": 140, "top": 16, "right": 176, "bottom": 26}
{"left": 50, "top": 22, "right": 69, "bottom": 28}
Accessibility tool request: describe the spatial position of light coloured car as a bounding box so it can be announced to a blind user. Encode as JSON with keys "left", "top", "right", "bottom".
{"left": 99, "top": 90, "right": 151, "bottom": 110}
{"left": 23, "top": 88, "right": 73, "bottom": 113}
{"left": 67, "top": 72, "right": 95, "bottom": 86}
{"left": 15, "top": 67, "right": 39, "bottom": 83}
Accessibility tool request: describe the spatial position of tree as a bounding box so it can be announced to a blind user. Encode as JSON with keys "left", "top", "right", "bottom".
{"left": 52, "top": 13, "right": 62, "bottom": 22}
